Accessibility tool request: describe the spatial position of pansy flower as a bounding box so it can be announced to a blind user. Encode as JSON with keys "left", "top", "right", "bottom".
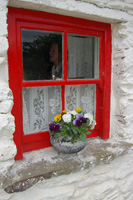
{"left": 62, "top": 114, "right": 71, "bottom": 123}
{"left": 54, "top": 113, "right": 62, "bottom": 122}
{"left": 49, "top": 123, "right": 61, "bottom": 133}
{"left": 73, "top": 114, "right": 87, "bottom": 127}
{"left": 84, "top": 113, "right": 93, "bottom": 125}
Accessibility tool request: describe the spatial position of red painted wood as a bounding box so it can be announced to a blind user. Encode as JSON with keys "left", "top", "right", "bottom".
{"left": 7, "top": 13, "right": 23, "bottom": 160}
{"left": 23, "top": 131, "right": 50, "bottom": 143}
{"left": 87, "top": 130, "right": 99, "bottom": 139}
{"left": 23, "top": 139, "right": 51, "bottom": 153}
{"left": 22, "top": 79, "right": 100, "bottom": 87}
{"left": 61, "top": 86, "right": 65, "bottom": 111}
{"left": 8, "top": 7, "right": 111, "bottom": 159}
{"left": 8, "top": 7, "right": 110, "bottom": 32}
{"left": 64, "top": 32, "right": 68, "bottom": 81}
{"left": 102, "top": 26, "right": 112, "bottom": 139}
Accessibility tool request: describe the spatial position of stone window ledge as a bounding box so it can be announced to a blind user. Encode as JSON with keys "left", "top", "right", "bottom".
{"left": 2, "top": 137, "right": 133, "bottom": 193}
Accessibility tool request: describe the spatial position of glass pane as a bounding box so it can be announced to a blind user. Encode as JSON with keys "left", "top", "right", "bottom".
{"left": 67, "top": 34, "right": 99, "bottom": 79}
{"left": 22, "top": 86, "right": 62, "bottom": 135}
{"left": 65, "top": 85, "right": 96, "bottom": 116}
{"left": 22, "top": 29, "right": 63, "bottom": 81}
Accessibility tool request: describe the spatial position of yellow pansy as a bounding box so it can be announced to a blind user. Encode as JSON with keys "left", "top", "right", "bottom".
{"left": 75, "top": 108, "right": 82, "bottom": 113}
{"left": 54, "top": 113, "right": 62, "bottom": 122}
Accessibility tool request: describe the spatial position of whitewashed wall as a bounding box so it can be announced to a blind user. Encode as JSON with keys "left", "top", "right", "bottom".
{"left": 0, "top": 0, "right": 16, "bottom": 176}
{"left": 0, "top": 0, "right": 133, "bottom": 199}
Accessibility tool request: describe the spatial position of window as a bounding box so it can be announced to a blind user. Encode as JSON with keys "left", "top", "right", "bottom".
{"left": 8, "top": 8, "right": 111, "bottom": 160}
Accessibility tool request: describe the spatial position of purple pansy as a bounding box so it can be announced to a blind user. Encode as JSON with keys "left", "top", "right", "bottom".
{"left": 49, "top": 123, "right": 61, "bottom": 133}
{"left": 73, "top": 114, "right": 87, "bottom": 127}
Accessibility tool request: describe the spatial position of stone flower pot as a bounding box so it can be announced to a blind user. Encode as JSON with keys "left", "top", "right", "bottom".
{"left": 50, "top": 136, "right": 87, "bottom": 154}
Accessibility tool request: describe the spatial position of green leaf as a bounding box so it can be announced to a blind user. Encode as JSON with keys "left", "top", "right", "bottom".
{"left": 54, "top": 132, "right": 62, "bottom": 138}
{"left": 72, "top": 127, "right": 78, "bottom": 135}
{"left": 49, "top": 132, "right": 53, "bottom": 136}
{"left": 86, "top": 131, "right": 91, "bottom": 135}
{"left": 80, "top": 134, "right": 87, "bottom": 142}
{"left": 71, "top": 137, "right": 75, "bottom": 144}
{"left": 87, "top": 119, "right": 90, "bottom": 125}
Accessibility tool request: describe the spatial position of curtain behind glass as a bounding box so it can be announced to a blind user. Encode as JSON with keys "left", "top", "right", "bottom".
{"left": 67, "top": 34, "right": 99, "bottom": 79}
{"left": 23, "top": 86, "right": 61, "bottom": 135}
{"left": 65, "top": 84, "right": 96, "bottom": 116}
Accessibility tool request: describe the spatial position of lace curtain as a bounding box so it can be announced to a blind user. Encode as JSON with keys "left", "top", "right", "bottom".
{"left": 65, "top": 84, "right": 96, "bottom": 115}
{"left": 22, "top": 86, "right": 61, "bottom": 135}
{"left": 67, "top": 35, "right": 99, "bottom": 79}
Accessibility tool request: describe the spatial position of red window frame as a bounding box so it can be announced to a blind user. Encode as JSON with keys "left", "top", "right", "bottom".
{"left": 7, "top": 7, "right": 111, "bottom": 160}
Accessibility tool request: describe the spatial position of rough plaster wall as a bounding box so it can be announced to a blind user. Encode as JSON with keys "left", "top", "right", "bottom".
{"left": 111, "top": 21, "right": 133, "bottom": 141}
{"left": 0, "top": 0, "right": 17, "bottom": 176}
{"left": 0, "top": 152, "right": 133, "bottom": 200}
{"left": 80, "top": 0, "right": 133, "bottom": 15}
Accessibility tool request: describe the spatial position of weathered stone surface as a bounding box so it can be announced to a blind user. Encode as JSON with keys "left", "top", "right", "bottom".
{"left": 79, "top": 0, "right": 133, "bottom": 14}
{"left": 0, "top": 57, "right": 5, "bottom": 65}
{"left": 0, "top": 114, "right": 15, "bottom": 137}
{"left": 1, "top": 150, "right": 133, "bottom": 200}
{"left": 0, "top": 138, "right": 16, "bottom": 162}
{"left": 0, "top": 37, "right": 8, "bottom": 55}
{"left": 0, "top": 100, "right": 13, "bottom": 114}
{"left": 0, "top": 12, "right": 8, "bottom": 36}
{"left": 2, "top": 138, "right": 133, "bottom": 193}
{"left": 0, "top": 0, "right": 9, "bottom": 11}
{"left": 0, "top": 81, "right": 13, "bottom": 101}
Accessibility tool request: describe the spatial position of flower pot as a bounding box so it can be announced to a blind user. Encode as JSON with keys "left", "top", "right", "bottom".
{"left": 50, "top": 136, "right": 87, "bottom": 154}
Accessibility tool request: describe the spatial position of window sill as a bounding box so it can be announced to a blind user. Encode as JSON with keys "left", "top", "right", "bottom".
{"left": 3, "top": 137, "right": 133, "bottom": 193}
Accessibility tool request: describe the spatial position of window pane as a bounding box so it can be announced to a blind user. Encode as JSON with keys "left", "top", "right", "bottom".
{"left": 67, "top": 34, "right": 99, "bottom": 79}
{"left": 22, "top": 29, "right": 63, "bottom": 81}
{"left": 65, "top": 84, "right": 96, "bottom": 116}
{"left": 22, "top": 86, "right": 62, "bottom": 135}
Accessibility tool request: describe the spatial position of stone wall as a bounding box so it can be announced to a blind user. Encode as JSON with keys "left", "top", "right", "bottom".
{"left": 0, "top": 0, "right": 16, "bottom": 176}
{"left": 111, "top": 21, "right": 133, "bottom": 141}
{"left": 0, "top": 0, "right": 133, "bottom": 199}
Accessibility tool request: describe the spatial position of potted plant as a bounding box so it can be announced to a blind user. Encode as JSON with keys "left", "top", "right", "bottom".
{"left": 49, "top": 108, "right": 96, "bottom": 153}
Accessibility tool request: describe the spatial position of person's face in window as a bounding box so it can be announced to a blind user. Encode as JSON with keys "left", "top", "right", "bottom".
{"left": 49, "top": 43, "right": 59, "bottom": 67}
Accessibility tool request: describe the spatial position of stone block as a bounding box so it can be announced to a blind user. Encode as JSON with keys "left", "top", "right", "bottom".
{"left": 0, "top": 12, "right": 8, "bottom": 36}
{"left": 0, "top": 63, "right": 9, "bottom": 82}
{"left": 0, "top": 138, "right": 16, "bottom": 161}
{"left": 0, "top": 0, "right": 8, "bottom": 11}
{"left": 0, "top": 81, "right": 13, "bottom": 101}
{"left": 0, "top": 37, "right": 8, "bottom": 55}
{"left": 119, "top": 175, "right": 133, "bottom": 196}
{"left": 0, "top": 159, "right": 15, "bottom": 177}
{"left": 125, "top": 0, "right": 133, "bottom": 4}
{"left": 92, "top": 180, "right": 118, "bottom": 200}
{"left": 0, "top": 114, "right": 15, "bottom": 137}
{"left": 113, "top": 154, "right": 133, "bottom": 179}
{"left": 0, "top": 100, "right": 13, "bottom": 114}
{"left": 0, "top": 57, "right": 6, "bottom": 65}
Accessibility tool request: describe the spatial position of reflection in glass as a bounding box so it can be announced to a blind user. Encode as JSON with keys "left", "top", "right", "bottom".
{"left": 65, "top": 84, "right": 96, "bottom": 116}
{"left": 67, "top": 34, "right": 99, "bottom": 79}
{"left": 22, "top": 29, "right": 63, "bottom": 81}
{"left": 22, "top": 86, "right": 61, "bottom": 135}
